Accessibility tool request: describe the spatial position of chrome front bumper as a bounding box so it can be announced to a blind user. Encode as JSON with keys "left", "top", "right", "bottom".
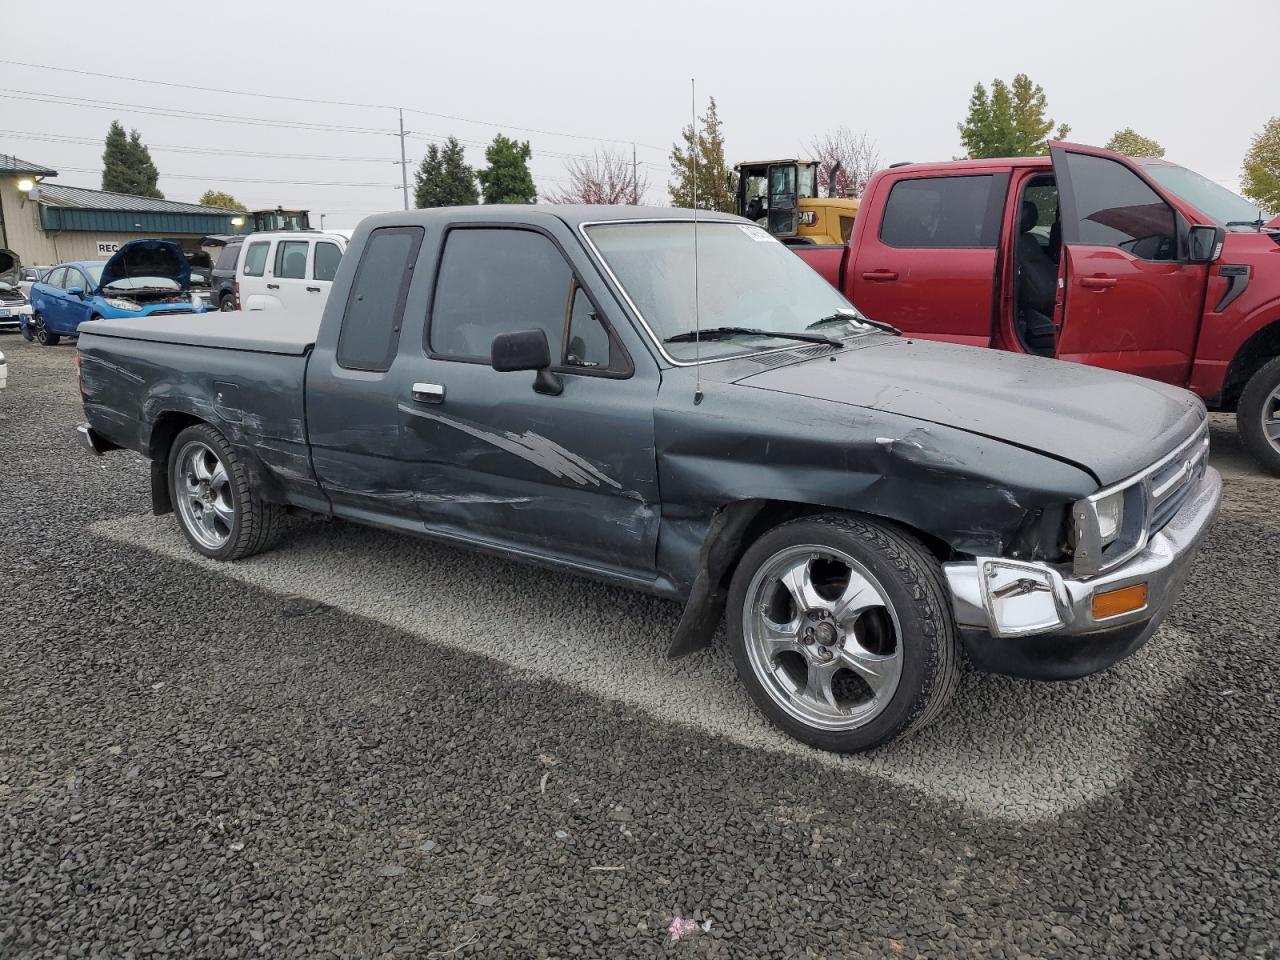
{"left": 942, "top": 466, "right": 1221, "bottom": 676}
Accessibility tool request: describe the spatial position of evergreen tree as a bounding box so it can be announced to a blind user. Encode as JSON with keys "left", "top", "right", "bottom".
{"left": 198, "top": 190, "right": 247, "bottom": 210}
{"left": 414, "top": 137, "right": 479, "bottom": 208}
{"left": 1104, "top": 128, "right": 1165, "bottom": 158}
{"left": 669, "top": 97, "right": 736, "bottom": 212}
{"left": 1242, "top": 117, "right": 1280, "bottom": 214}
{"left": 478, "top": 135, "right": 536, "bottom": 204}
{"left": 102, "top": 122, "right": 163, "bottom": 198}
{"left": 958, "top": 74, "right": 1069, "bottom": 159}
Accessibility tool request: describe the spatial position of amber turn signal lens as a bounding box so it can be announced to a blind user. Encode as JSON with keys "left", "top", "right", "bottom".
{"left": 1091, "top": 583, "right": 1149, "bottom": 620}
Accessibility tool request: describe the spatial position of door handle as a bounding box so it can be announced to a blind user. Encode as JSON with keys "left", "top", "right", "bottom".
{"left": 1080, "top": 276, "right": 1117, "bottom": 290}
{"left": 861, "top": 269, "right": 899, "bottom": 282}
{"left": 266, "top": 283, "right": 280, "bottom": 290}
{"left": 306, "top": 286, "right": 321, "bottom": 293}
{"left": 411, "top": 382, "right": 445, "bottom": 404}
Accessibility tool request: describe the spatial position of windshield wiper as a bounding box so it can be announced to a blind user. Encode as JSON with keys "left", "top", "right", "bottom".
{"left": 807, "top": 312, "right": 903, "bottom": 336}
{"left": 663, "top": 326, "right": 844, "bottom": 348}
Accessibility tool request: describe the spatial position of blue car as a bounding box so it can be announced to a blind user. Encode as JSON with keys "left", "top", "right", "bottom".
{"left": 23, "top": 239, "right": 205, "bottom": 345}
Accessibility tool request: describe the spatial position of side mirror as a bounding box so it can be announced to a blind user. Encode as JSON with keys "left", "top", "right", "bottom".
{"left": 1186, "top": 224, "right": 1225, "bottom": 264}
{"left": 491, "top": 329, "right": 563, "bottom": 396}
{"left": 67, "top": 286, "right": 85, "bottom": 298}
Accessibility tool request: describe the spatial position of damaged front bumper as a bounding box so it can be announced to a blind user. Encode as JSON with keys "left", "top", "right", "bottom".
{"left": 942, "top": 466, "right": 1222, "bottom": 680}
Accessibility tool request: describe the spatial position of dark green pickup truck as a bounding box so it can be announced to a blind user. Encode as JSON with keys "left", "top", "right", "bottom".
{"left": 76, "top": 205, "right": 1221, "bottom": 752}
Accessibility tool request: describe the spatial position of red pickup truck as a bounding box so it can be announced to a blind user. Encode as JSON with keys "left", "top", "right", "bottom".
{"left": 796, "top": 141, "right": 1280, "bottom": 473}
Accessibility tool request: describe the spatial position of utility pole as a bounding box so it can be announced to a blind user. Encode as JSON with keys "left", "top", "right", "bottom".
{"left": 632, "top": 142, "right": 638, "bottom": 205}
{"left": 398, "top": 108, "right": 410, "bottom": 210}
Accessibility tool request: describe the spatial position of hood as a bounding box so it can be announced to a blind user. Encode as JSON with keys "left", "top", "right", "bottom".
{"left": 99, "top": 239, "right": 191, "bottom": 292}
{"left": 0, "top": 248, "right": 20, "bottom": 289}
{"left": 733, "top": 337, "right": 1203, "bottom": 485}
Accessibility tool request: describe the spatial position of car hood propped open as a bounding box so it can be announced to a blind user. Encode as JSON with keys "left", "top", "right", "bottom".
{"left": 0, "top": 248, "right": 21, "bottom": 289}
{"left": 98, "top": 239, "right": 191, "bottom": 292}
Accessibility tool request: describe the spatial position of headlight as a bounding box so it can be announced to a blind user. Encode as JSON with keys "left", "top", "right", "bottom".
{"left": 104, "top": 297, "right": 143, "bottom": 312}
{"left": 1094, "top": 490, "right": 1124, "bottom": 546}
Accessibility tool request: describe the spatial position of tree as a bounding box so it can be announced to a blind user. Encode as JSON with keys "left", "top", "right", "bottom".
{"left": 102, "top": 122, "right": 163, "bottom": 198}
{"left": 807, "top": 126, "right": 881, "bottom": 197}
{"left": 198, "top": 190, "right": 247, "bottom": 210}
{"left": 669, "top": 96, "right": 736, "bottom": 213}
{"left": 545, "top": 148, "right": 648, "bottom": 204}
{"left": 478, "top": 135, "right": 536, "bottom": 204}
{"left": 1242, "top": 117, "right": 1280, "bottom": 214}
{"left": 414, "top": 137, "right": 479, "bottom": 208}
{"left": 1105, "top": 128, "right": 1165, "bottom": 158}
{"left": 958, "top": 74, "right": 1069, "bottom": 159}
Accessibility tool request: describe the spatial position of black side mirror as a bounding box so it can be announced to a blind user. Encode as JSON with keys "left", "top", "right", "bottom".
{"left": 491, "top": 329, "right": 562, "bottom": 396}
{"left": 1187, "top": 224, "right": 1225, "bottom": 264}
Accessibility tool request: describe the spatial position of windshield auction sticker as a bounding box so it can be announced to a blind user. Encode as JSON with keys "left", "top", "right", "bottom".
{"left": 738, "top": 225, "right": 778, "bottom": 243}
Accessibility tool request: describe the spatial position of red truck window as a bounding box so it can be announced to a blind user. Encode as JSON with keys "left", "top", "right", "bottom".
{"left": 1060, "top": 153, "right": 1176, "bottom": 262}
{"left": 879, "top": 176, "right": 999, "bottom": 249}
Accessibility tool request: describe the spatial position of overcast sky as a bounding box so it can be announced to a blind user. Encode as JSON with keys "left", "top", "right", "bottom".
{"left": 2, "top": 0, "right": 1276, "bottom": 228}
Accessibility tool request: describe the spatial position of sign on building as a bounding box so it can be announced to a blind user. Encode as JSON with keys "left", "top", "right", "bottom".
{"left": 95, "top": 241, "right": 120, "bottom": 255}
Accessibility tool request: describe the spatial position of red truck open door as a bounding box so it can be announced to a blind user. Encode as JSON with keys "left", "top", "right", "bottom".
{"left": 1048, "top": 142, "right": 1210, "bottom": 385}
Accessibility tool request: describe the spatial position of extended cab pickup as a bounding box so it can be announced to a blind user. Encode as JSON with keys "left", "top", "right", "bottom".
{"left": 796, "top": 141, "right": 1280, "bottom": 473}
{"left": 76, "top": 205, "right": 1221, "bottom": 752}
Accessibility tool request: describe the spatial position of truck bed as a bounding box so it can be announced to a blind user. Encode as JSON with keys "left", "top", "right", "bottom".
{"left": 78, "top": 310, "right": 322, "bottom": 355}
{"left": 78, "top": 311, "right": 325, "bottom": 512}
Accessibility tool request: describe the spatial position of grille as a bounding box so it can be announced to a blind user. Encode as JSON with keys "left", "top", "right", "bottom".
{"left": 1148, "top": 425, "right": 1209, "bottom": 534}
{"left": 147, "top": 308, "right": 195, "bottom": 317}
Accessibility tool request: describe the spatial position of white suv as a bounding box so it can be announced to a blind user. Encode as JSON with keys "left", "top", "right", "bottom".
{"left": 235, "top": 232, "right": 347, "bottom": 311}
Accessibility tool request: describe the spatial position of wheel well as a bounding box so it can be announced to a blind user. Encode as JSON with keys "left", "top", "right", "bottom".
{"left": 717, "top": 500, "right": 952, "bottom": 593}
{"left": 148, "top": 411, "right": 205, "bottom": 460}
{"left": 1220, "top": 320, "right": 1280, "bottom": 411}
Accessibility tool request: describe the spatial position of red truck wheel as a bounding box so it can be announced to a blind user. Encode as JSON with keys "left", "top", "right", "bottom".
{"left": 1238, "top": 356, "right": 1280, "bottom": 476}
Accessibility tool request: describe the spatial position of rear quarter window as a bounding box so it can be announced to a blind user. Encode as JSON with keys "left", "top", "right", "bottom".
{"left": 335, "top": 226, "right": 424, "bottom": 372}
{"left": 215, "top": 243, "right": 242, "bottom": 272}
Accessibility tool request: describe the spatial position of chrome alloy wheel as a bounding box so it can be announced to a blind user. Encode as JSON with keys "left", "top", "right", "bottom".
{"left": 742, "top": 544, "right": 903, "bottom": 732}
{"left": 1263, "top": 384, "right": 1280, "bottom": 456}
{"left": 174, "top": 441, "right": 235, "bottom": 549}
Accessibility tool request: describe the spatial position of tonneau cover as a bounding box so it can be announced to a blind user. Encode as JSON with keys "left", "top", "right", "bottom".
{"left": 78, "top": 311, "right": 321, "bottom": 356}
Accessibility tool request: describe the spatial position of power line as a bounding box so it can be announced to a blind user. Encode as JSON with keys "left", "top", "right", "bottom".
{"left": 52, "top": 164, "right": 398, "bottom": 189}
{"left": 0, "top": 90, "right": 392, "bottom": 136}
{"left": 0, "top": 129, "right": 392, "bottom": 163}
{"left": 0, "top": 58, "right": 666, "bottom": 152}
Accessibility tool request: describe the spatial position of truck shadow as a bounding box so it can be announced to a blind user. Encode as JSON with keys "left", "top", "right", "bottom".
{"left": 91, "top": 512, "right": 1198, "bottom": 823}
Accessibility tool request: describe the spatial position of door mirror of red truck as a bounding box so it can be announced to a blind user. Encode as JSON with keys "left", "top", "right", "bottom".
{"left": 1186, "top": 224, "right": 1225, "bottom": 264}
{"left": 491, "top": 328, "right": 563, "bottom": 396}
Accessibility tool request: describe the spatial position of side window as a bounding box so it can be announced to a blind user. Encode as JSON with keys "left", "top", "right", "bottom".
{"left": 880, "top": 175, "right": 996, "bottom": 248}
{"left": 275, "top": 240, "right": 309, "bottom": 279}
{"left": 242, "top": 241, "right": 269, "bottom": 277}
{"left": 65, "top": 269, "right": 86, "bottom": 291}
{"left": 45, "top": 267, "right": 66, "bottom": 289}
{"left": 1062, "top": 153, "right": 1176, "bottom": 261}
{"left": 429, "top": 228, "right": 572, "bottom": 362}
{"left": 566, "top": 284, "right": 611, "bottom": 368}
{"left": 313, "top": 241, "right": 342, "bottom": 282}
{"left": 215, "top": 243, "right": 241, "bottom": 272}
{"left": 335, "top": 226, "right": 424, "bottom": 372}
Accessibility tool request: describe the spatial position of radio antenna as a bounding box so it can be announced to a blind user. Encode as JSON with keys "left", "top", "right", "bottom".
{"left": 690, "top": 78, "right": 703, "bottom": 405}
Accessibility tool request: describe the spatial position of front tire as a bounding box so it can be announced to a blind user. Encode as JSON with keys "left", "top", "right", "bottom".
{"left": 169, "top": 424, "right": 282, "bottom": 561}
{"left": 727, "top": 514, "right": 960, "bottom": 753}
{"left": 33, "top": 314, "right": 60, "bottom": 346}
{"left": 1238, "top": 356, "right": 1280, "bottom": 476}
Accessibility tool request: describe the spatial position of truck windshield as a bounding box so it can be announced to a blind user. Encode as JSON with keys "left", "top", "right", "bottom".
{"left": 585, "top": 220, "right": 861, "bottom": 362}
{"left": 1141, "top": 161, "right": 1268, "bottom": 228}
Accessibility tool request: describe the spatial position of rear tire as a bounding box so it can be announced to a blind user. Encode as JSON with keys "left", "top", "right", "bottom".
{"left": 727, "top": 513, "right": 960, "bottom": 753}
{"left": 219, "top": 295, "right": 236, "bottom": 312}
{"left": 169, "top": 423, "right": 283, "bottom": 561}
{"left": 1237, "top": 356, "right": 1280, "bottom": 476}
{"left": 33, "top": 314, "right": 59, "bottom": 346}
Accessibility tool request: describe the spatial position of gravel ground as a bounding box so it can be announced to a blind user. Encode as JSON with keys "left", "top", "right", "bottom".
{"left": 2, "top": 338, "right": 1278, "bottom": 958}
